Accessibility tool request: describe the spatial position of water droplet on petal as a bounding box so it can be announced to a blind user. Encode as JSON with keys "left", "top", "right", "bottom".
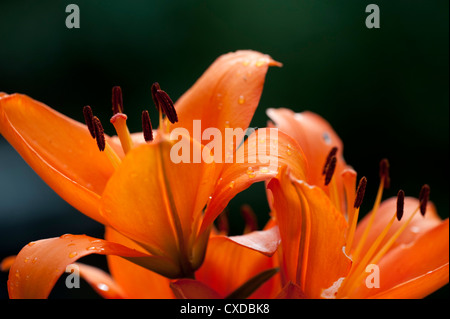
{"left": 322, "top": 132, "right": 332, "bottom": 145}
{"left": 286, "top": 144, "right": 292, "bottom": 156}
{"left": 86, "top": 246, "right": 97, "bottom": 251}
{"left": 255, "top": 59, "right": 266, "bottom": 67}
{"left": 247, "top": 167, "right": 256, "bottom": 178}
{"left": 97, "top": 283, "right": 109, "bottom": 292}
{"left": 224, "top": 121, "right": 230, "bottom": 128}
{"left": 23, "top": 257, "right": 29, "bottom": 263}
{"left": 259, "top": 167, "right": 270, "bottom": 174}
{"left": 228, "top": 181, "right": 236, "bottom": 189}
{"left": 32, "top": 257, "right": 38, "bottom": 264}
{"left": 238, "top": 95, "right": 245, "bottom": 104}
{"left": 68, "top": 252, "right": 78, "bottom": 258}
{"left": 27, "top": 242, "right": 36, "bottom": 247}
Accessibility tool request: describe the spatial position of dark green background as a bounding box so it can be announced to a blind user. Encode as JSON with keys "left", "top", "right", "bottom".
{"left": 0, "top": 0, "right": 448, "bottom": 298}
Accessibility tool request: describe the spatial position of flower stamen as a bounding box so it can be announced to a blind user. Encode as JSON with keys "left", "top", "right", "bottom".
{"left": 345, "top": 176, "right": 367, "bottom": 255}
{"left": 91, "top": 115, "right": 121, "bottom": 169}
{"left": 142, "top": 110, "right": 154, "bottom": 142}
{"left": 338, "top": 190, "right": 405, "bottom": 297}
{"left": 151, "top": 82, "right": 178, "bottom": 127}
{"left": 109, "top": 86, "right": 134, "bottom": 154}
{"left": 112, "top": 86, "right": 124, "bottom": 114}
{"left": 322, "top": 147, "right": 341, "bottom": 210}
{"left": 83, "top": 105, "right": 96, "bottom": 139}
{"left": 351, "top": 159, "right": 390, "bottom": 261}
{"left": 339, "top": 186, "right": 429, "bottom": 297}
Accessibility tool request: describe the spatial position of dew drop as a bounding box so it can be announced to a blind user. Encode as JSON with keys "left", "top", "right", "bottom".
{"left": 68, "top": 252, "right": 78, "bottom": 258}
{"left": 255, "top": 59, "right": 266, "bottom": 67}
{"left": 286, "top": 144, "right": 292, "bottom": 156}
{"left": 86, "top": 246, "right": 97, "bottom": 251}
{"left": 97, "top": 283, "right": 109, "bottom": 292}
{"left": 322, "top": 132, "right": 332, "bottom": 145}
{"left": 32, "top": 257, "right": 38, "bottom": 264}
{"left": 238, "top": 95, "right": 245, "bottom": 104}
{"left": 247, "top": 167, "right": 256, "bottom": 178}
{"left": 242, "top": 60, "right": 250, "bottom": 66}
{"left": 23, "top": 257, "right": 30, "bottom": 263}
{"left": 224, "top": 121, "right": 230, "bottom": 128}
{"left": 259, "top": 167, "right": 270, "bottom": 174}
{"left": 228, "top": 181, "right": 236, "bottom": 189}
{"left": 27, "top": 242, "right": 36, "bottom": 247}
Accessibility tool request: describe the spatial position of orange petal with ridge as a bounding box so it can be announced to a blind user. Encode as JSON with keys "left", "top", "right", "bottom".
{"left": 0, "top": 93, "right": 117, "bottom": 225}
{"left": 200, "top": 128, "right": 307, "bottom": 235}
{"left": 353, "top": 197, "right": 443, "bottom": 258}
{"left": 171, "top": 50, "right": 281, "bottom": 153}
{"left": 7, "top": 234, "right": 174, "bottom": 299}
{"left": 196, "top": 235, "right": 279, "bottom": 298}
{"left": 105, "top": 227, "right": 174, "bottom": 299}
{"left": 170, "top": 279, "right": 223, "bottom": 299}
{"left": 268, "top": 170, "right": 351, "bottom": 298}
{"left": 101, "top": 137, "right": 217, "bottom": 264}
{"left": 267, "top": 108, "right": 349, "bottom": 212}
{"left": 74, "top": 262, "right": 127, "bottom": 299}
{"left": 350, "top": 219, "right": 449, "bottom": 298}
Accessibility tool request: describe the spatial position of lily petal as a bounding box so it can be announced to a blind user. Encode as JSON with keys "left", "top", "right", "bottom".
{"left": 172, "top": 50, "right": 281, "bottom": 152}
{"left": 352, "top": 219, "right": 449, "bottom": 298}
{"left": 200, "top": 128, "right": 307, "bottom": 234}
{"left": 74, "top": 263, "right": 127, "bottom": 299}
{"left": 170, "top": 279, "right": 223, "bottom": 299}
{"left": 353, "top": 197, "right": 443, "bottom": 258}
{"left": 225, "top": 225, "right": 280, "bottom": 257}
{"left": 267, "top": 108, "right": 349, "bottom": 212}
{"left": 101, "top": 137, "right": 216, "bottom": 264}
{"left": 105, "top": 227, "right": 174, "bottom": 299}
{"left": 276, "top": 281, "right": 307, "bottom": 299}
{"left": 0, "top": 93, "right": 116, "bottom": 224}
{"left": 369, "top": 263, "right": 449, "bottom": 299}
{"left": 7, "top": 234, "right": 174, "bottom": 299}
{"left": 268, "top": 169, "right": 351, "bottom": 298}
{"left": 196, "top": 235, "right": 279, "bottom": 298}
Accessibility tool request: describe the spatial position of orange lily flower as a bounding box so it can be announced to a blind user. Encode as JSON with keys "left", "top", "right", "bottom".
{"left": 266, "top": 108, "right": 449, "bottom": 298}
{"left": 0, "top": 50, "right": 308, "bottom": 298}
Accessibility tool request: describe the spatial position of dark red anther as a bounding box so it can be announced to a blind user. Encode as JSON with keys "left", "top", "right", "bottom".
{"left": 354, "top": 176, "right": 367, "bottom": 209}
{"left": 419, "top": 184, "right": 430, "bottom": 216}
{"left": 93, "top": 116, "right": 106, "bottom": 151}
{"left": 142, "top": 110, "right": 154, "bottom": 142}
{"left": 396, "top": 189, "right": 405, "bottom": 221}
{"left": 151, "top": 82, "right": 161, "bottom": 111}
{"left": 324, "top": 156, "right": 337, "bottom": 186}
{"left": 322, "top": 146, "right": 338, "bottom": 175}
{"left": 83, "top": 105, "right": 96, "bottom": 139}
{"left": 156, "top": 89, "right": 178, "bottom": 124}
{"left": 379, "top": 158, "right": 390, "bottom": 189}
{"left": 112, "top": 86, "right": 124, "bottom": 114}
